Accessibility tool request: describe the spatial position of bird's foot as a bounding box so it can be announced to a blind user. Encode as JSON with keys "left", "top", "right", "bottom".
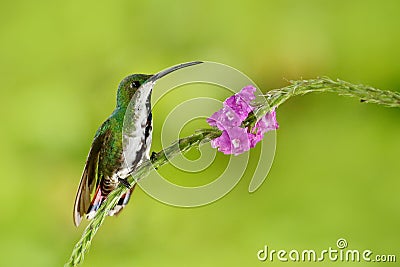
{"left": 150, "top": 151, "right": 157, "bottom": 162}
{"left": 118, "top": 177, "right": 131, "bottom": 189}
{"left": 150, "top": 152, "right": 158, "bottom": 170}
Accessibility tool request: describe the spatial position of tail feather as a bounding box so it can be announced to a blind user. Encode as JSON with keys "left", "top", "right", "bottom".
{"left": 86, "top": 184, "right": 136, "bottom": 220}
{"left": 110, "top": 184, "right": 136, "bottom": 216}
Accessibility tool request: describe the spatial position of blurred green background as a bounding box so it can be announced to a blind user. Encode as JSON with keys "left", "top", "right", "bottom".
{"left": 1, "top": 0, "right": 399, "bottom": 266}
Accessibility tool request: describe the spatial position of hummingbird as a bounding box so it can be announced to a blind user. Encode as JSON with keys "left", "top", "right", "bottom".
{"left": 73, "top": 61, "right": 202, "bottom": 226}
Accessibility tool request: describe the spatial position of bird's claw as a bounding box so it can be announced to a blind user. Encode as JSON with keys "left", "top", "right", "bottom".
{"left": 150, "top": 151, "right": 157, "bottom": 162}
{"left": 150, "top": 152, "right": 158, "bottom": 170}
{"left": 118, "top": 177, "right": 131, "bottom": 189}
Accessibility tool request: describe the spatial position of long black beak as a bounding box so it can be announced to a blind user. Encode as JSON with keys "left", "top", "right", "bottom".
{"left": 148, "top": 61, "right": 203, "bottom": 83}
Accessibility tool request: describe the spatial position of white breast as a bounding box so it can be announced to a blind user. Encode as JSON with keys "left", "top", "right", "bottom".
{"left": 120, "top": 81, "right": 155, "bottom": 177}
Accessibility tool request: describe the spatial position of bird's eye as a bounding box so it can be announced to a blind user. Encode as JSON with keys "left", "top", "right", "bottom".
{"left": 129, "top": 81, "right": 140, "bottom": 89}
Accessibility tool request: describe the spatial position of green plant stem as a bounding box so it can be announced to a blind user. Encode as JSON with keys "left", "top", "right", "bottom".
{"left": 244, "top": 77, "right": 400, "bottom": 127}
{"left": 65, "top": 77, "right": 400, "bottom": 267}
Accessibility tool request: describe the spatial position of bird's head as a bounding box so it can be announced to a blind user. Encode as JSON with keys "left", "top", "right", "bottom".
{"left": 116, "top": 74, "right": 153, "bottom": 108}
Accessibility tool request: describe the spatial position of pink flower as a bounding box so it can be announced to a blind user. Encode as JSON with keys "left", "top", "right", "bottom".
{"left": 248, "top": 108, "right": 279, "bottom": 148}
{"left": 206, "top": 106, "right": 242, "bottom": 130}
{"left": 237, "top": 85, "right": 257, "bottom": 102}
{"left": 207, "top": 85, "right": 279, "bottom": 155}
{"left": 256, "top": 109, "right": 279, "bottom": 132}
{"left": 211, "top": 127, "right": 250, "bottom": 155}
{"left": 223, "top": 85, "right": 256, "bottom": 120}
